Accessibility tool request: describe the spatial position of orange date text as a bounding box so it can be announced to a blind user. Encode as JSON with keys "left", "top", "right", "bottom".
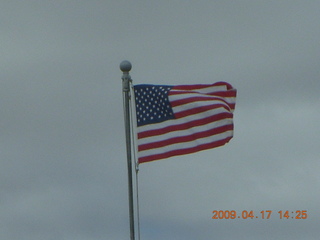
{"left": 211, "top": 210, "right": 308, "bottom": 219}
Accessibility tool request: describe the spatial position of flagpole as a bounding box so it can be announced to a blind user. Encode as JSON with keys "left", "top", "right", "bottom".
{"left": 120, "top": 60, "right": 135, "bottom": 240}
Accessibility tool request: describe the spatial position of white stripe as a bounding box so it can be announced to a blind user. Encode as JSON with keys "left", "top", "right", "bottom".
{"left": 138, "top": 130, "right": 233, "bottom": 158}
{"left": 138, "top": 117, "right": 233, "bottom": 146}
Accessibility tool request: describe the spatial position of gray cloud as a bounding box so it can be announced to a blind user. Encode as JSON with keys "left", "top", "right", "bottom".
{"left": 1, "top": 1, "right": 319, "bottom": 239}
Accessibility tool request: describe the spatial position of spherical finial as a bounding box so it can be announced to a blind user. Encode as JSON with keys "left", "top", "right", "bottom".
{"left": 120, "top": 60, "right": 132, "bottom": 72}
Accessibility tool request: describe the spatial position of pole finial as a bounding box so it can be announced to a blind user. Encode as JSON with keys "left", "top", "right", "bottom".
{"left": 120, "top": 60, "right": 132, "bottom": 73}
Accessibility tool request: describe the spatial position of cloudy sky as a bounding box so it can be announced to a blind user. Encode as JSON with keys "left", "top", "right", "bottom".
{"left": 1, "top": 1, "right": 319, "bottom": 239}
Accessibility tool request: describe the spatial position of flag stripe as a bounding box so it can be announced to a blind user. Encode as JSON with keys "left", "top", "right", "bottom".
{"left": 169, "top": 90, "right": 236, "bottom": 98}
{"left": 171, "top": 82, "right": 233, "bottom": 92}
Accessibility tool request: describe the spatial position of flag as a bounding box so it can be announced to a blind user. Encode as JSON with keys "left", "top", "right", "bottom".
{"left": 133, "top": 82, "right": 236, "bottom": 164}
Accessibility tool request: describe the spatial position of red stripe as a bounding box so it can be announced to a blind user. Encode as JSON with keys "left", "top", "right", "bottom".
{"left": 138, "top": 136, "right": 233, "bottom": 163}
{"left": 171, "top": 82, "right": 234, "bottom": 91}
{"left": 169, "top": 89, "right": 236, "bottom": 98}
{"left": 138, "top": 112, "right": 233, "bottom": 139}
{"left": 138, "top": 124, "right": 233, "bottom": 151}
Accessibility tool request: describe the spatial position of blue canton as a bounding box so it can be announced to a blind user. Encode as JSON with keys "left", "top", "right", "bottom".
{"left": 134, "top": 85, "right": 175, "bottom": 126}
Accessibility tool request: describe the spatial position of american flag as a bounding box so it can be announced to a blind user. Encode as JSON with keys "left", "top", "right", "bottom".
{"left": 133, "top": 82, "right": 236, "bottom": 164}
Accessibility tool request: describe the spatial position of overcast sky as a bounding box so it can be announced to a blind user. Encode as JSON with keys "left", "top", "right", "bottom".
{"left": 1, "top": 1, "right": 320, "bottom": 239}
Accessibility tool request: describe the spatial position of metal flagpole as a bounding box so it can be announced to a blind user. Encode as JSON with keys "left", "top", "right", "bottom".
{"left": 120, "top": 60, "right": 135, "bottom": 240}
